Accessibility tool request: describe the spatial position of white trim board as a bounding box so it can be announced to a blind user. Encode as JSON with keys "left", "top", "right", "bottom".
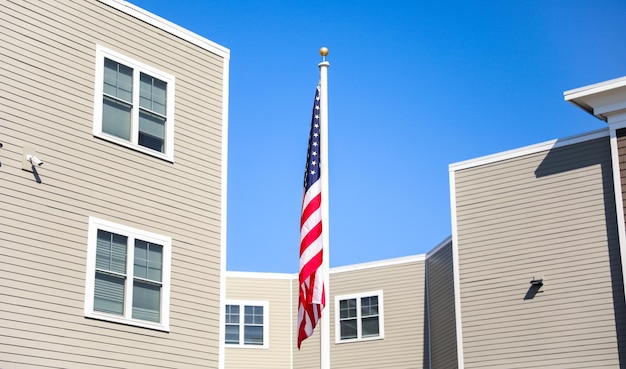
{"left": 98, "top": 0, "right": 230, "bottom": 59}
{"left": 449, "top": 128, "right": 609, "bottom": 172}
{"left": 330, "top": 254, "right": 425, "bottom": 274}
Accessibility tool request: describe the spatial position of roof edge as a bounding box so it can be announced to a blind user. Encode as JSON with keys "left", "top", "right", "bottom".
{"left": 449, "top": 128, "right": 609, "bottom": 172}
{"left": 98, "top": 0, "right": 230, "bottom": 59}
{"left": 564, "top": 75, "right": 626, "bottom": 102}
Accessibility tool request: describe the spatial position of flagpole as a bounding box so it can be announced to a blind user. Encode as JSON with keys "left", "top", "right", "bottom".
{"left": 318, "top": 47, "right": 331, "bottom": 369}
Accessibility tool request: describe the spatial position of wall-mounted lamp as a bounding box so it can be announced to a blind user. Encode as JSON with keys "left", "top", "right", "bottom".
{"left": 530, "top": 278, "right": 543, "bottom": 286}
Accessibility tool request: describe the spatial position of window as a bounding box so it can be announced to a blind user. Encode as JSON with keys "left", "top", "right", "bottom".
{"left": 335, "top": 291, "right": 384, "bottom": 343}
{"left": 93, "top": 45, "right": 175, "bottom": 161}
{"left": 225, "top": 301, "right": 269, "bottom": 348}
{"left": 85, "top": 217, "right": 171, "bottom": 331}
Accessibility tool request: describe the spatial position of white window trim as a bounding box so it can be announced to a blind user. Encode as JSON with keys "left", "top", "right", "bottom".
{"left": 93, "top": 45, "right": 176, "bottom": 162}
{"left": 84, "top": 216, "right": 172, "bottom": 331}
{"left": 224, "top": 300, "right": 269, "bottom": 349}
{"left": 334, "top": 290, "right": 385, "bottom": 344}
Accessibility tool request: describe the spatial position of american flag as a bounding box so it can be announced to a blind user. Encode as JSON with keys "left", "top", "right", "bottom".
{"left": 297, "top": 85, "right": 325, "bottom": 349}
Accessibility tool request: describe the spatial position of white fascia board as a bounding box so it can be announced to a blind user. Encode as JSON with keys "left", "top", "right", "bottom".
{"left": 564, "top": 76, "right": 626, "bottom": 121}
{"left": 98, "top": 0, "right": 230, "bottom": 60}
{"left": 330, "top": 254, "right": 425, "bottom": 274}
{"left": 227, "top": 254, "right": 430, "bottom": 279}
{"left": 449, "top": 128, "right": 609, "bottom": 172}
{"left": 564, "top": 76, "right": 626, "bottom": 102}
{"left": 226, "top": 271, "right": 296, "bottom": 280}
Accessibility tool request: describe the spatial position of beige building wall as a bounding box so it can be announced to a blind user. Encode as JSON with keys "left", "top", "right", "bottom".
{"left": 452, "top": 135, "right": 625, "bottom": 368}
{"left": 227, "top": 256, "right": 430, "bottom": 369}
{"left": 0, "top": 1, "right": 228, "bottom": 368}
{"left": 224, "top": 274, "right": 293, "bottom": 369}
{"left": 306, "top": 257, "right": 427, "bottom": 369}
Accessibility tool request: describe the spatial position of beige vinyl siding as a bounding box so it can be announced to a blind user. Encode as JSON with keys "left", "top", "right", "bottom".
{"left": 225, "top": 275, "right": 293, "bottom": 369}
{"left": 426, "top": 240, "right": 457, "bottom": 369}
{"left": 328, "top": 261, "right": 427, "bottom": 369}
{"left": 0, "top": 0, "right": 225, "bottom": 368}
{"left": 454, "top": 137, "right": 623, "bottom": 368}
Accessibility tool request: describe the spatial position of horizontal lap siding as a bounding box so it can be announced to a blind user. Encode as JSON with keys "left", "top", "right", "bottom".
{"left": 225, "top": 276, "right": 293, "bottom": 369}
{"left": 453, "top": 137, "right": 622, "bottom": 368}
{"left": 1, "top": 0, "right": 225, "bottom": 368}
{"left": 327, "top": 262, "right": 426, "bottom": 369}
{"left": 427, "top": 242, "right": 458, "bottom": 369}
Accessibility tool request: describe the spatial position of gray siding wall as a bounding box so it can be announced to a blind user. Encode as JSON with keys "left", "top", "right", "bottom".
{"left": 0, "top": 1, "right": 225, "bottom": 368}
{"left": 453, "top": 137, "right": 625, "bottom": 368}
{"left": 426, "top": 241, "right": 457, "bottom": 369}
{"left": 225, "top": 275, "right": 293, "bottom": 369}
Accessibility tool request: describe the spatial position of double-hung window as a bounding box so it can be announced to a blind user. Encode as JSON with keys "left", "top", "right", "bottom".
{"left": 225, "top": 301, "right": 268, "bottom": 348}
{"left": 85, "top": 217, "right": 172, "bottom": 331}
{"left": 335, "top": 291, "right": 384, "bottom": 343}
{"left": 93, "top": 45, "right": 175, "bottom": 161}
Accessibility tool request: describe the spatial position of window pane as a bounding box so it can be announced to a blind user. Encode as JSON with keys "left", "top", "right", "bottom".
{"left": 244, "top": 305, "right": 263, "bottom": 324}
{"left": 340, "top": 319, "right": 357, "bottom": 340}
{"left": 134, "top": 239, "right": 163, "bottom": 282}
{"left": 94, "top": 271, "right": 125, "bottom": 315}
{"left": 140, "top": 73, "right": 167, "bottom": 115}
{"left": 138, "top": 110, "right": 165, "bottom": 152}
{"left": 225, "top": 324, "right": 240, "bottom": 344}
{"left": 102, "top": 96, "right": 132, "bottom": 141}
{"left": 362, "top": 316, "right": 380, "bottom": 337}
{"left": 132, "top": 280, "right": 161, "bottom": 322}
{"left": 339, "top": 298, "right": 357, "bottom": 319}
{"left": 225, "top": 304, "right": 240, "bottom": 323}
{"left": 244, "top": 325, "right": 263, "bottom": 345}
{"left": 361, "top": 296, "right": 379, "bottom": 316}
{"left": 96, "top": 230, "right": 127, "bottom": 274}
{"left": 104, "top": 58, "right": 133, "bottom": 102}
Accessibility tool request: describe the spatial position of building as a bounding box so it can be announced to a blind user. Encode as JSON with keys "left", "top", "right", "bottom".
{"left": 450, "top": 77, "right": 626, "bottom": 368}
{"left": 222, "top": 76, "right": 626, "bottom": 369}
{"left": 223, "top": 239, "right": 456, "bottom": 369}
{"left": 1, "top": 1, "right": 229, "bottom": 368}
{"left": 4, "top": 1, "right": 626, "bottom": 368}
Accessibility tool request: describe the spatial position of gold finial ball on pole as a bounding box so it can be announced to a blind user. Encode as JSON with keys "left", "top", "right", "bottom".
{"left": 320, "top": 47, "right": 329, "bottom": 57}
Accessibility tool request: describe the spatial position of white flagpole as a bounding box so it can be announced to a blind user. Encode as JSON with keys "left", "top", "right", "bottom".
{"left": 318, "top": 47, "right": 331, "bottom": 369}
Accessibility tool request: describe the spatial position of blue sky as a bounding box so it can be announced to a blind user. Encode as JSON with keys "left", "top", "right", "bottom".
{"left": 130, "top": 0, "right": 626, "bottom": 273}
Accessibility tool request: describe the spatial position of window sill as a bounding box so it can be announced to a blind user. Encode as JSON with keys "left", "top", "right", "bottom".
{"left": 94, "top": 133, "right": 174, "bottom": 163}
{"left": 335, "top": 335, "right": 384, "bottom": 344}
{"left": 85, "top": 311, "right": 170, "bottom": 332}
{"left": 224, "top": 343, "right": 269, "bottom": 349}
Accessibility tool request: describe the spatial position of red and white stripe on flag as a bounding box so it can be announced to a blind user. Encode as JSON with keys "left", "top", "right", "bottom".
{"left": 297, "top": 86, "right": 325, "bottom": 349}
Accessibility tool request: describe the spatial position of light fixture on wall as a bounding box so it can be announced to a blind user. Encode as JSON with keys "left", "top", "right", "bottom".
{"left": 530, "top": 278, "right": 543, "bottom": 286}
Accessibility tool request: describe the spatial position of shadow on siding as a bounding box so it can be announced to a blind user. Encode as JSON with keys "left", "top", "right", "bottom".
{"left": 535, "top": 137, "right": 626, "bottom": 367}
